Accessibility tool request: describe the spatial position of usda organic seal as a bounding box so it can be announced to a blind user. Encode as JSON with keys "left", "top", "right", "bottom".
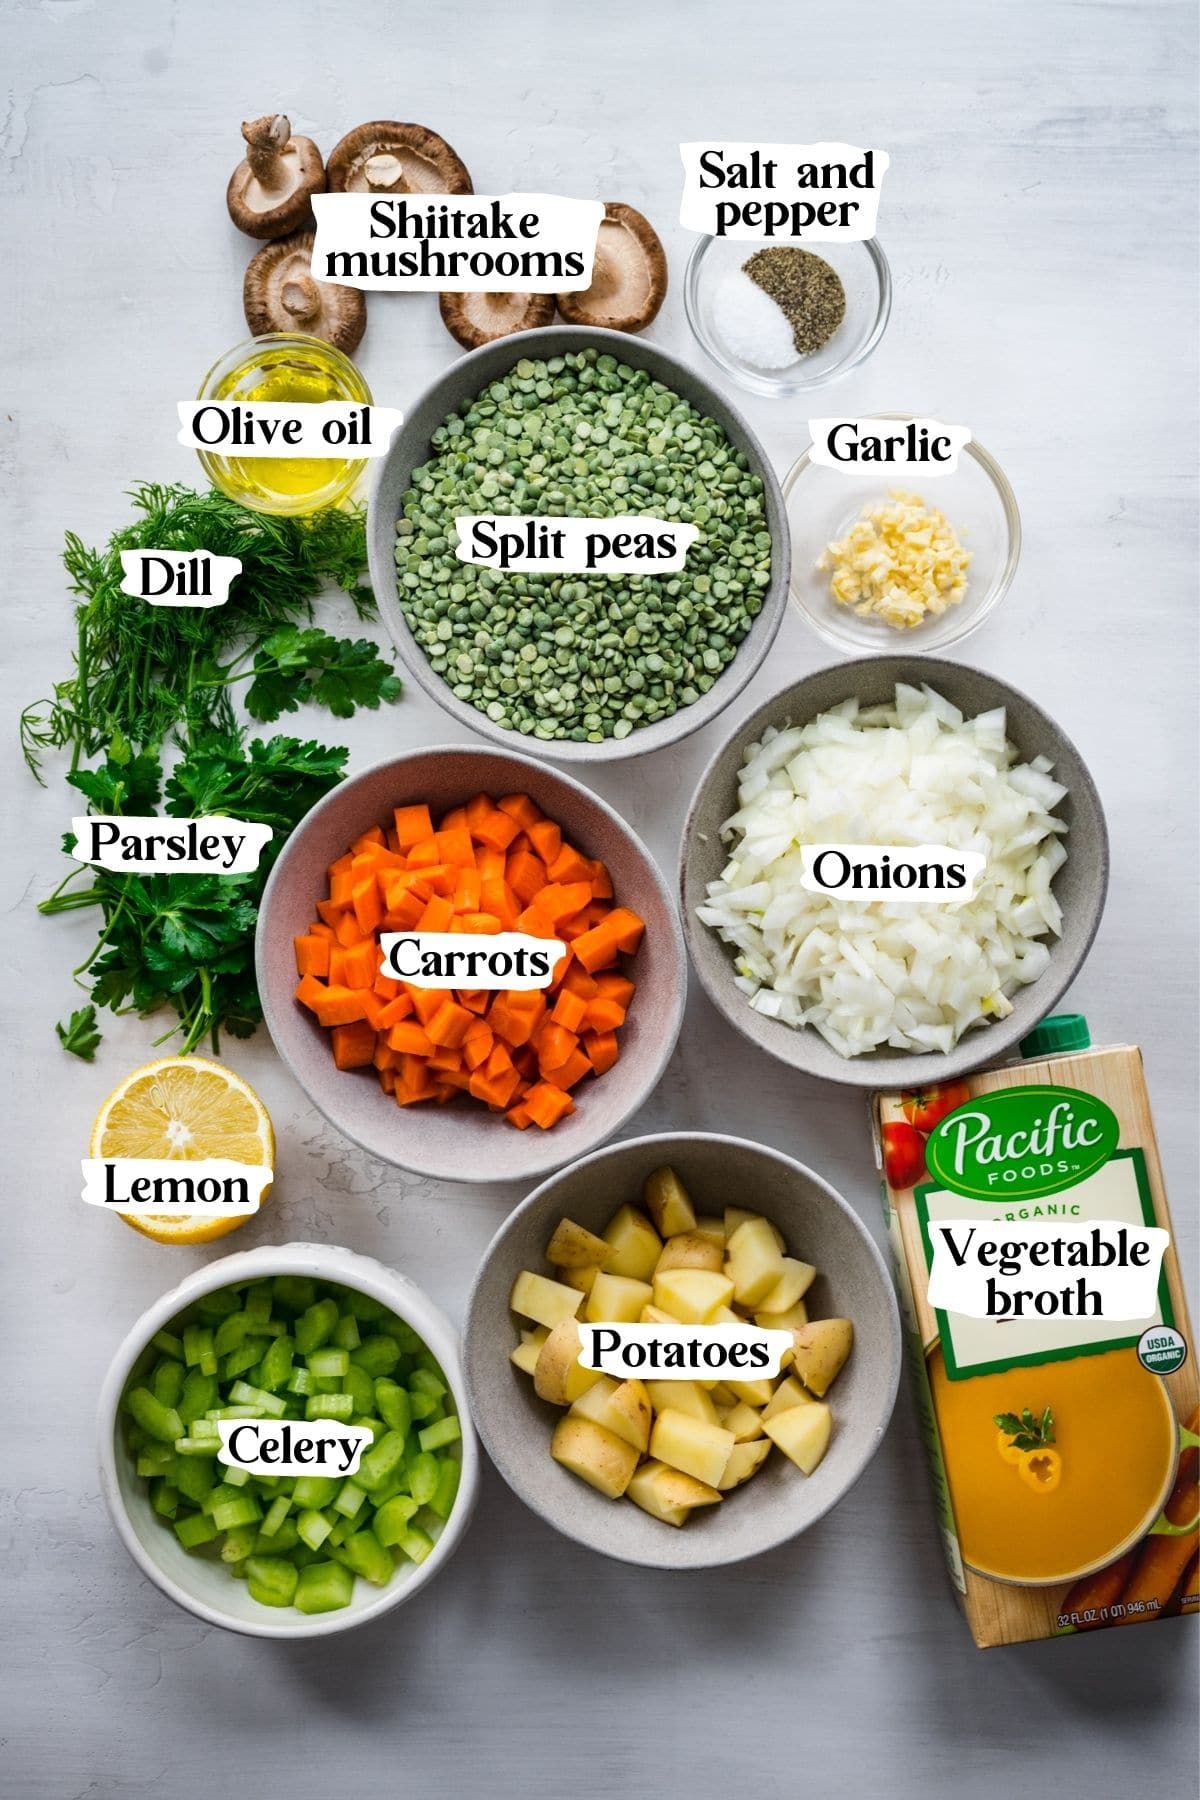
{"left": 1136, "top": 1325, "right": 1187, "bottom": 1375}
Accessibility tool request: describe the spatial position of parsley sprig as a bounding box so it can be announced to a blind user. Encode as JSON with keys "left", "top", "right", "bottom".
{"left": 30, "top": 485, "right": 403, "bottom": 1056}
{"left": 994, "top": 1408, "right": 1056, "bottom": 1452}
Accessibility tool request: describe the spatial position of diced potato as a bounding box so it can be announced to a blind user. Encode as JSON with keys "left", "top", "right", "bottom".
{"left": 520, "top": 1326, "right": 549, "bottom": 1346}
{"left": 755, "top": 1300, "right": 808, "bottom": 1331}
{"left": 510, "top": 1270, "right": 583, "bottom": 1330}
{"left": 761, "top": 1375, "right": 813, "bottom": 1422}
{"left": 718, "top": 1400, "right": 765, "bottom": 1441}
{"left": 533, "top": 1319, "right": 603, "bottom": 1406}
{"left": 510, "top": 1339, "right": 542, "bottom": 1376}
{"left": 545, "top": 1216, "right": 612, "bottom": 1269}
{"left": 586, "top": 1272, "right": 653, "bottom": 1323}
{"left": 563, "top": 1264, "right": 599, "bottom": 1297}
{"left": 763, "top": 1400, "right": 832, "bottom": 1473}
{"left": 724, "top": 1209, "right": 785, "bottom": 1250}
{"left": 756, "top": 1258, "right": 817, "bottom": 1313}
{"left": 694, "top": 1214, "right": 726, "bottom": 1248}
{"left": 710, "top": 1381, "right": 740, "bottom": 1408}
{"left": 602, "top": 1205, "right": 662, "bottom": 1282}
{"left": 654, "top": 1232, "right": 724, "bottom": 1276}
{"left": 724, "top": 1375, "right": 776, "bottom": 1408}
{"left": 725, "top": 1218, "right": 787, "bottom": 1309}
{"left": 643, "top": 1166, "right": 697, "bottom": 1238}
{"left": 718, "top": 1438, "right": 772, "bottom": 1490}
{"left": 650, "top": 1408, "right": 735, "bottom": 1488}
{"left": 639, "top": 1303, "right": 679, "bottom": 1324}
{"left": 551, "top": 1416, "right": 639, "bottom": 1498}
{"left": 645, "top": 1380, "right": 720, "bottom": 1426}
{"left": 628, "top": 1459, "right": 722, "bottom": 1525}
{"left": 568, "top": 1376, "right": 651, "bottom": 1452}
{"left": 652, "top": 1268, "right": 734, "bottom": 1323}
{"left": 790, "top": 1319, "right": 854, "bottom": 1396}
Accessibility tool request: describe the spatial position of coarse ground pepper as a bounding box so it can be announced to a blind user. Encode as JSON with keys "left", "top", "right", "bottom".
{"left": 394, "top": 348, "right": 771, "bottom": 743}
{"left": 743, "top": 248, "right": 846, "bottom": 356}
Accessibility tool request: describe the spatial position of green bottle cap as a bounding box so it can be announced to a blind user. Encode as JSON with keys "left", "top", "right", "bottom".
{"left": 1020, "top": 1014, "right": 1092, "bottom": 1059}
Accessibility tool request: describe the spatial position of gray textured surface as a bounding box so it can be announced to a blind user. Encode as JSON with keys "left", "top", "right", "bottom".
{"left": 463, "top": 1131, "right": 901, "bottom": 1569}
{"left": 2, "top": 1, "right": 1197, "bottom": 1796}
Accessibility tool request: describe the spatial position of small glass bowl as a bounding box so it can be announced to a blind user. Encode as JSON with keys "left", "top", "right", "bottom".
{"left": 684, "top": 234, "right": 891, "bottom": 397}
{"left": 784, "top": 417, "right": 1021, "bottom": 655}
{"left": 195, "top": 332, "right": 372, "bottom": 516}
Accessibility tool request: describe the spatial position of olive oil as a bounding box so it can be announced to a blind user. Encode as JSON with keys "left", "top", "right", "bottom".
{"left": 195, "top": 332, "right": 371, "bottom": 516}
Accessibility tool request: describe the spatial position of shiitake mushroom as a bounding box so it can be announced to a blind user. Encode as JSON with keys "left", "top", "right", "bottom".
{"left": 243, "top": 231, "right": 366, "bottom": 352}
{"left": 557, "top": 202, "right": 667, "bottom": 332}
{"left": 326, "top": 121, "right": 473, "bottom": 194}
{"left": 227, "top": 115, "right": 325, "bottom": 239}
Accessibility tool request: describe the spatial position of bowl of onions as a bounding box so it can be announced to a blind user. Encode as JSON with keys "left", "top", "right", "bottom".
{"left": 679, "top": 657, "right": 1108, "bottom": 1088}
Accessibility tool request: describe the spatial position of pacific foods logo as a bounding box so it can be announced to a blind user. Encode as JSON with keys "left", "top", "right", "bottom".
{"left": 924, "top": 1086, "right": 1120, "bottom": 1201}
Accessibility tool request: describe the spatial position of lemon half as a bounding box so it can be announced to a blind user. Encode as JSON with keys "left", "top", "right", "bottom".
{"left": 90, "top": 1056, "right": 274, "bottom": 1246}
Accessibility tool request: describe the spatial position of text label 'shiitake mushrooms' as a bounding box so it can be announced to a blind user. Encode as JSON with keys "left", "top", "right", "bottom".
{"left": 244, "top": 232, "right": 367, "bottom": 353}
{"left": 556, "top": 201, "right": 668, "bottom": 333}
{"left": 326, "top": 121, "right": 473, "bottom": 195}
{"left": 227, "top": 115, "right": 326, "bottom": 240}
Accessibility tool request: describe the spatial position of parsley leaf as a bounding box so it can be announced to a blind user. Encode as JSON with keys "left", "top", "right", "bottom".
{"left": 56, "top": 1004, "right": 102, "bottom": 1061}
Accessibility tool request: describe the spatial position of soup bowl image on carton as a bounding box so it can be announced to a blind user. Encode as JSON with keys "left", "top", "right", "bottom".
{"left": 874, "top": 1015, "right": 1198, "bottom": 1649}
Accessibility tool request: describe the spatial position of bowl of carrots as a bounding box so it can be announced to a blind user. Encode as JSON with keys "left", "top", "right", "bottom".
{"left": 256, "top": 746, "right": 688, "bottom": 1183}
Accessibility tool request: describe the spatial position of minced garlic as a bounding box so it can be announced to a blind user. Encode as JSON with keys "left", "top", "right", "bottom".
{"left": 816, "top": 490, "right": 971, "bottom": 629}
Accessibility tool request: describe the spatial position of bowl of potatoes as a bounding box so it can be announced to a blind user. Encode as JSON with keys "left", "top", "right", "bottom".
{"left": 463, "top": 1131, "right": 901, "bottom": 1568}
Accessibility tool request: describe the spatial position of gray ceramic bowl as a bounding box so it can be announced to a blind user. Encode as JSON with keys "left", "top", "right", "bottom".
{"left": 366, "top": 325, "right": 790, "bottom": 763}
{"left": 681, "top": 656, "right": 1109, "bottom": 1089}
{"left": 256, "top": 746, "right": 687, "bottom": 1183}
{"left": 464, "top": 1132, "right": 901, "bottom": 1569}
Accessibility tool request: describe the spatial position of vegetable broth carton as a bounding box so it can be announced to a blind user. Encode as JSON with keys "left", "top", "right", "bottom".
{"left": 872, "top": 1015, "right": 1197, "bottom": 1648}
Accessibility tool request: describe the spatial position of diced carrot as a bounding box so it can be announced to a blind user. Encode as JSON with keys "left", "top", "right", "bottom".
{"left": 315, "top": 898, "right": 346, "bottom": 930}
{"left": 458, "top": 989, "right": 490, "bottom": 1015}
{"left": 484, "top": 1042, "right": 514, "bottom": 1078}
{"left": 331, "top": 1020, "right": 376, "bottom": 1070}
{"left": 312, "top": 986, "right": 370, "bottom": 1028}
{"left": 329, "top": 853, "right": 355, "bottom": 876}
{"left": 547, "top": 843, "right": 594, "bottom": 884}
{"left": 351, "top": 877, "right": 384, "bottom": 937}
{"left": 527, "top": 818, "right": 563, "bottom": 866}
{"left": 309, "top": 921, "right": 335, "bottom": 941}
{"left": 417, "top": 893, "right": 455, "bottom": 933}
{"left": 393, "top": 804, "right": 434, "bottom": 850}
{"left": 427, "top": 1044, "right": 465, "bottom": 1073}
{"left": 608, "top": 908, "right": 646, "bottom": 953}
{"left": 481, "top": 878, "right": 520, "bottom": 929}
{"left": 477, "top": 845, "right": 508, "bottom": 883}
{"left": 334, "top": 909, "right": 367, "bottom": 949}
{"left": 373, "top": 972, "right": 402, "bottom": 1000}
{"left": 440, "top": 806, "right": 468, "bottom": 830}
{"left": 516, "top": 902, "right": 559, "bottom": 940}
{"left": 506, "top": 1101, "right": 533, "bottom": 1129}
{"left": 583, "top": 1030, "right": 619, "bottom": 1076}
{"left": 583, "top": 996, "right": 626, "bottom": 1033}
{"left": 295, "top": 974, "right": 327, "bottom": 1013}
{"left": 562, "top": 962, "right": 599, "bottom": 1000}
{"left": 388, "top": 1020, "right": 435, "bottom": 1056}
{"left": 536, "top": 1022, "right": 578, "bottom": 1073}
{"left": 536, "top": 881, "right": 593, "bottom": 925}
{"left": 406, "top": 838, "right": 440, "bottom": 869}
{"left": 551, "top": 988, "right": 589, "bottom": 1033}
{"left": 493, "top": 990, "right": 545, "bottom": 1047}
{"left": 352, "top": 824, "right": 386, "bottom": 852}
{"left": 435, "top": 827, "right": 476, "bottom": 868}
{"left": 375, "top": 994, "right": 414, "bottom": 1029}
{"left": 556, "top": 910, "right": 593, "bottom": 942}
{"left": 463, "top": 1024, "right": 494, "bottom": 1069}
{"left": 505, "top": 850, "right": 547, "bottom": 906}
{"left": 383, "top": 893, "right": 425, "bottom": 930}
{"left": 374, "top": 1040, "right": 398, "bottom": 1071}
{"left": 497, "top": 793, "right": 543, "bottom": 831}
{"left": 542, "top": 1048, "right": 593, "bottom": 1091}
{"left": 471, "top": 808, "right": 520, "bottom": 851}
{"left": 360, "top": 991, "right": 390, "bottom": 1031}
{"left": 523, "top": 1082, "right": 575, "bottom": 1129}
{"left": 457, "top": 912, "right": 503, "bottom": 934}
{"left": 453, "top": 867, "right": 482, "bottom": 913}
{"left": 595, "top": 973, "right": 635, "bottom": 1007}
{"left": 469, "top": 1063, "right": 521, "bottom": 1108}
{"left": 573, "top": 909, "right": 644, "bottom": 972}
{"left": 379, "top": 1067, "right": 397, "bottom": 1093}
{"left": 587, "top": 859, "right": 614, "bottom": 900}
{"left": 294, "top": 934, "right": 331, "bottom": 979}
{"left": 408, "top": 986, "right": 443, "bottom": 1026}
{"left": 425, "top": 1000, "right": 474, "bottom": 1049}
{"left": 329, "top": 870, "right": 357, "bottom": 906}
{"left": 338, "top": 939, "right": 380, "bottom": 990}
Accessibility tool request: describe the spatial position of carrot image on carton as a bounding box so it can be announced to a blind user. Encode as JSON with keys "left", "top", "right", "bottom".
{"left": 874, "top": 1015, "right": 1198, "bottom": 1649}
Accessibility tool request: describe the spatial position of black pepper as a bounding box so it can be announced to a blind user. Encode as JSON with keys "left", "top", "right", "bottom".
{"left": 743, "top": 247, "right": 846, "bottom": 356}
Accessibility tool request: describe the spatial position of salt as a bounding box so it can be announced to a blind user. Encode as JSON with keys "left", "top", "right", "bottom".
{"left": 711, "top": 270, "right": 799, "bottom": 369}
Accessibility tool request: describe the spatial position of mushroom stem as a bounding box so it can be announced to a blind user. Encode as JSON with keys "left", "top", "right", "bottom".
{"left": 280, "top": 275, "right": 321, "bottom": 322}
{"left": 363, "top": 153, "right": 409, "bottom": 193}
{"left": 242, "top": 114, "right": 292, "bottom": 191}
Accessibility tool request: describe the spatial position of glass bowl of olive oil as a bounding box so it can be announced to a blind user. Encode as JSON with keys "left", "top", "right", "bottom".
{"left": 194, "top": 333, "right": 372, "bottom": 516}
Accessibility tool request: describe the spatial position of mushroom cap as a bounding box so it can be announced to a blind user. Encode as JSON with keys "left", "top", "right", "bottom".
{"left": 326, "top": 122, "right": 473, "bottom": 195}
{"left": 556, "top": 201, "right": 668, "bottom": 332}
{"left": 438, "top": 291, "right": 556, "bottom": 350}
{"left": 227, "top": 114, "right": 326, "bottom": 240}
{"left": 243, "top": 231, "right": 367, "bottom": 353}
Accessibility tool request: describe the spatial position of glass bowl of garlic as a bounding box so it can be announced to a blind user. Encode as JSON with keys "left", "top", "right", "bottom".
{"left": 783, "top": 417, "right": 1022, "bottom": 655}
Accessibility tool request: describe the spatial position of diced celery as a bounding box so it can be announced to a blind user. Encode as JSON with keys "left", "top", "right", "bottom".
{"left": 350, "top": 1335, "right": 401, "bottom": 1378}
{"left": 332, "top": 1314, "right": 361, "bottom": 1351}
{"left": 211, "top": 1494, "right": 263, "bottom": 1532}
{"left": 190, "top": 1417, "right": 220, "bottom": 1442}
{"left": 221, "top": 1523, "right": 258, "bottom": 1564}
{"left": 297, "top": 1508, "right": 334, "bottom": 1551}
{"left": 124, "top": 1387, "right": 183, "bottom": 1445}
{"left": 246, "top": 1556, "right": 299, "bottom": 1609}
{"left": 174, "top": 1511, "right": 219, "bottom": 1549}
{"left": 428, "top": 1456, "right": 461, "bottom": 1522}
{"left": 287, "top": 1366, "right": 315, "bottom": 1397}
{"left": 344, "top": 1290, "right": 388, "bottom": 1324}
{"left": 221, "top": 1340, "right": 268, "bottom": 1381}
{"left": 229, "top": 1380, "right": 287, "bottom": 1418}
{"left": 345, "top": 1364, "right": 376, "bottom": 1416}
{"left": 397, "top": 1525, "right": 434, "bottom": 1565}
{"left": 343, "top": 1529, "right": 394, "bottom": 1586}
{"left": 178, "top": 1370, "right": 218, "bottom": 1426}
{"left": 245, "top": 1289, "right": 273, "bottom": 1329}
{"left": 203, "top": 1481, "right": 243, "bottom": 1516}
{"left": 256, "top": 1334, "right": 294, "bottom": 1393}
{"left": 291, "top": 1544, "right": 320, "bottom": 1569}
{"left": 174, "top": 1436, "right": 222, "bottom": 1457}
{"left": 150, "top": 1479, "right": 179, "bottom": 1519}
{"left": 196, "top": 1288, "right": 240, "bottom": 1318}
{"left": 307, "top": 1347, "right": 350, "bottom": 1380}
{"left": 328, "top": 1515, "right": 352, "bottom": 1546}
{"left": 151, "top": 1329, "right": 185, "bottom": 1361}
{"left": 292, "top": 1474, "right": 338, "bottom": 1510}
{"left": 175, "top": 1457, "right": 216, "bottom": 1506}
{"left": 136, "top": 1443, "right": 177, "bottom": 1478}
{"left": 409, "top": 1368, "right": 446, "bottom": 1400}
{"left": 182, "top": 1325, "right": 217, "bottom": 1376}
{"left": 214, "top": 1312, "right": 250, "bottom": 1358}
{"left": 206, "top": 1405, "right": 262, "bottom": 1421}
{"left": 152, "top": 1360, "right": 185, "bottom": 1409}
{"left": 293, "top": 1561, "right": 353, "bottom": 1613}
{"left": 295, "top": 1299, "right": 339, "bottom": 1355}
{"left": 350, "top": 1415, "right": 383, "bottom": 1443}
{"left": 419, "top": 1417, "right": 461, "bottom": 1454}
{"left": 355, "top": 1430, "right": 407, "bottom": 1494}
{"left": 333, "top": 1480, "right": 366, "bottom": 1519}
{"left": 260, "top": 1495, "right": 292, "bottom": 1537}
{"left": 407, "top": 1451, "right": 438, "bottom": 1507}
{"left": 375, "top": 1380, "right": 411, "bottom": 1438}
{"left": 408, "top": 1388, "right": 440, "bottom": 1423}
{"left": 272, "top": 1275, "right": 317, "bottom": 1315}
{"left": 254, "top": 1518, "right": 299, "bottom": 1554}
{"left": 306, "top": 1393, "right": 353, "bottom": 1421}
{"left": 373, "top": 1495, "right": 420, "bottom": 1546}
